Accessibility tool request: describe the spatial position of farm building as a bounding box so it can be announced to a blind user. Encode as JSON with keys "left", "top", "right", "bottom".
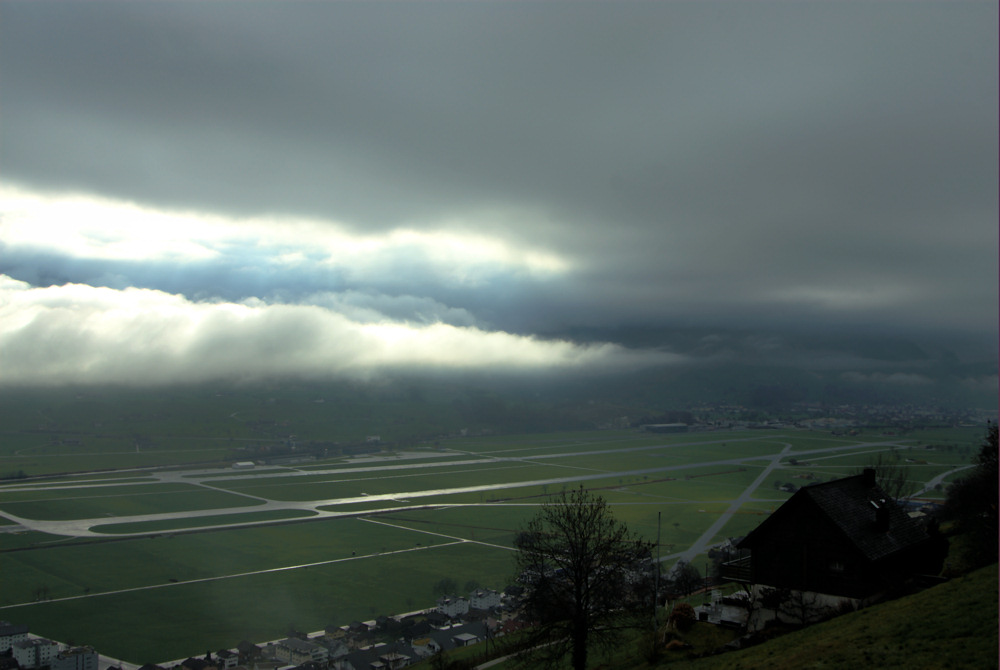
{"left": 722, "top": 468, "right": 946, "bottom": 625}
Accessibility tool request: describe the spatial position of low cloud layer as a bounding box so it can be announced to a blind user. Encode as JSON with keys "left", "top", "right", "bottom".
{"left": 0, "top": 2, "right": 995, "bottom": 393}
{"left": 0, "top": 276, "right": 681, "bottom": 386}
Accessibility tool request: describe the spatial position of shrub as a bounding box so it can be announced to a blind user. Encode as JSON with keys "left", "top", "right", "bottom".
{"left": 670, "top": 602, "right": 696, "bottom": 631}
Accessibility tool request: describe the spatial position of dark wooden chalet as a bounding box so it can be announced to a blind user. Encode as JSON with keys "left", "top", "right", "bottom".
{"left": 722, "top": 469, "right": 945, "bottom": 598}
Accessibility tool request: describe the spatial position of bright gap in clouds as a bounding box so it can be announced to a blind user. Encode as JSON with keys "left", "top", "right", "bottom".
{"left": 0, "top": 277, "right": 681, "bottom": 386}
{"left": 1, "top": 186, "right": 223, "bottom": 262}
{"left": 0, "top": 185, "right": 668, "bottom": 386}
{"left": 0, "top": 185, "right": 570, "bottom": 285}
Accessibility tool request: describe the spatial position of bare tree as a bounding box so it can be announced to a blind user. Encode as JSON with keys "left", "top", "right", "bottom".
{"left": 513, "top": 486, "right": 654, "bottom": 670}
{"left": 669, "top": 561, "right": 702, "bottom": 597}
{"left": 856, "top": 451, "right": 911, "bottom": 500}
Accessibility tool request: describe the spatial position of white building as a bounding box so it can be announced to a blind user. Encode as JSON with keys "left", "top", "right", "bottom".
{"left": 215, "top": 650, "right": 239, "bottom": 669}
{"left": 274, "top": 638, "right": 328, "bottom": 666}
{"left": 13, "top": 638, "right": 59, "bottom": 669}
{"left": 451, "top": 633, "right": 479, "bottom": 648}
{"left": 435, "top": 596, "right": 469, "bottom": 619}
{"left": 0, "top": 622, "right": 28, "bottom": 654}
{"left": 469, "top": 589, "right": 501, "bottom": 610}
{"left": 52, "top": 646, "right": 99, "bottom": 670}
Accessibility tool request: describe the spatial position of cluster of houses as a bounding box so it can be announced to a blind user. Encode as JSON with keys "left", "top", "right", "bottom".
{"left": 0, "top": 588, "right": 516, "bottom": 670}
{"left": 163, "top": 588, "right": 514, "bottom": 670}
{"left": 0, "top": 623, "right": 97, "bottom": 670}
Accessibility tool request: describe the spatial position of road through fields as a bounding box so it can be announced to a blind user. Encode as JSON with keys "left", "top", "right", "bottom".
{"left": 671, "top": 442, "right": 792, "bottom": 566}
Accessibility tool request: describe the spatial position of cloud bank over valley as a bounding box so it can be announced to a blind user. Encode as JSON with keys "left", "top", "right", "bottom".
{"left": 0, "top": 2, "right": 995, "bottom": 407}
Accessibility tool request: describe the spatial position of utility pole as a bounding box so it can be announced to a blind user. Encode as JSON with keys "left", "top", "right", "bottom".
{"left": 653, "top": 511, "right": 661, "bottom": 629}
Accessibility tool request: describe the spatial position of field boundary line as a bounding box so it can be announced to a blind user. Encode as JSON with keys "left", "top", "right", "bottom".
{"left": 360, "top": 516, "right": 515, "bottom": 552}
{"left": 0, "top": 541, "right": 464, "bottom": 611}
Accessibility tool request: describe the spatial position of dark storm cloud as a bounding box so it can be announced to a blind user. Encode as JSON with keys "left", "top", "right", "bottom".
{"left": 0, "top": 1, "right": 996, "bottom": 386}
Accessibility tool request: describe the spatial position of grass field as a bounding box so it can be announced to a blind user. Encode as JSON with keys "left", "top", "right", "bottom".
{"left": 0, "top": 425, "right": 984, "bottom": 664}
{"left": 0, "top": 484, "right": 264, "bottom": 520}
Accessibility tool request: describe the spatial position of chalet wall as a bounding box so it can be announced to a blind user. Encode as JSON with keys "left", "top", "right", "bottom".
{"left": 746, "top": 497, "right": 877, "bottom": 598}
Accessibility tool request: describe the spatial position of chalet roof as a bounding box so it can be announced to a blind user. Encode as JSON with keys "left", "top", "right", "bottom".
{"left": 740, "top": 470, "right": 930, "bottom": 562}
{"left": 806, "top": 474, "right": 928, "bottom": 561}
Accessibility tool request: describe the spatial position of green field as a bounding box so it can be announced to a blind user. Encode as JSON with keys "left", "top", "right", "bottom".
{"left": 0, "top": 425, "right": 984, "bottom": 664}
{"left": 0, "top": 484, "right": 264, "bottom": 521}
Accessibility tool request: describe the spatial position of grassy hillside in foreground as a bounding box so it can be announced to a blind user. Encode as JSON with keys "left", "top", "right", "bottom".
{"left": 639, "top": 564, "right": 998, "bottom": 670}
{"left": 415, "top": 567, "right": 997, "bottom": 670}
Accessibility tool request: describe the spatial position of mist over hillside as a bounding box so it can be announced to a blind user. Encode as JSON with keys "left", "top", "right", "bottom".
{"left": 1, "top": 343, "right": 993, "bottom": 458}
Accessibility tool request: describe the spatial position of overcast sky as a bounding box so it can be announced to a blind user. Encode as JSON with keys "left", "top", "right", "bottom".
{"left": 1, "top": 1, "right": 996, "bottom": 388}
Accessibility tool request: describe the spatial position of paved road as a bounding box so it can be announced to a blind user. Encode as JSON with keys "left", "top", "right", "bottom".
{"left": 909, "top": 464, "right": 974, "bottom": 497}
{"left": 671, "top": 442, "right": 792, "bottom": 567}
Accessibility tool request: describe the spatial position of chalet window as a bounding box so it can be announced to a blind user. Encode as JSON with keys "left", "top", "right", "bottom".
{"left": 828, "top": 558, "right": 845, "bottom": 574}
